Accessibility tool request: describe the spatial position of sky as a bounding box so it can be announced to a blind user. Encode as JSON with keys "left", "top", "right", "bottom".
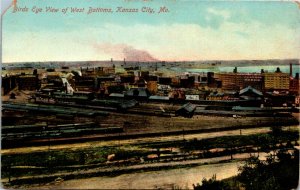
{"left": 2, "top": 0, "right": 300, "bottom": 63}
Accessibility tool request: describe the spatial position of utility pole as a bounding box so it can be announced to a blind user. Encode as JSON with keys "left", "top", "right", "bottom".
{"left": 118, "top": 132, "right": 120, "bottom": 150}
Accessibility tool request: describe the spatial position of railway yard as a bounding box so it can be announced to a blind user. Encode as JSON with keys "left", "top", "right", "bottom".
{"left": 2, "top": 95, "right": 298, "bottom": 148}
{"left": 1, "top": 87, "right": 299, "bottom": 188}
{"left": 1, "top": 90, "right": 299, "bottom": 188}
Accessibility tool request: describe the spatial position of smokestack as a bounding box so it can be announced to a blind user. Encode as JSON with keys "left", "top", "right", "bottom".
{"left": 111, "top": 58, "right": 113, "bottom": 63}
{"left": 290, "top": 63, "right": 293, "bottom": 77}
{"left": 64, "top": 82, "right": 68, "bottom": 94}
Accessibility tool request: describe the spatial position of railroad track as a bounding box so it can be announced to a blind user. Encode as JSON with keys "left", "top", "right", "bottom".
{"left": 2, "top": 122, "right": 124, "bottom": 148}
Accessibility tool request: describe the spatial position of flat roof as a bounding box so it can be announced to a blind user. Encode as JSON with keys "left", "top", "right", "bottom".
{"left": 149, "top": 96, "right": 169, "bottom": 100}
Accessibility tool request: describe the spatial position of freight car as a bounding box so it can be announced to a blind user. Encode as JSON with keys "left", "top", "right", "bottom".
{"left": 2, "top": 124, "right": 123, "bottom": 141}
{"left": 2, "top": 103, "right": 109, "bottom": 117}
{"left": 33, "top": 91, "right": 95, "bottom": 103}
{"left": 2, "top": 124, "right": 47, "bottom": 134}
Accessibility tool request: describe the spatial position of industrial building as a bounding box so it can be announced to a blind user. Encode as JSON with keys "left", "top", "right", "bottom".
{"left": 215, "top": 73, "right": 263, "bottom": 91}
{"left": 289, "top": 73, "right": 299, "bottom": 95}
{"left": 263, "top": 72, "right": 290, "bottom": 91}
{"left": 18, "top": 74, "right": 39, "bottom": 91}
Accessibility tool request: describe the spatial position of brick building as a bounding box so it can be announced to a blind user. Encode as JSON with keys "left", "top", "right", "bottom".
{"left": 263, "top": 72, "right": 289, "bottom": 91}
{"left": 215, "top": 73, "right": 263, "bottom": 91}
{"left": 289, "top": 73, "right": 299, "bottom": 95}
{"left": 18, "top": 75, "right": 39, "bottom": 91}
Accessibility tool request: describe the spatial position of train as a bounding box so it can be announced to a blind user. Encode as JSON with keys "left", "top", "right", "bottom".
{"left": 2, "top": 122, "right": 123, "bottom": 142}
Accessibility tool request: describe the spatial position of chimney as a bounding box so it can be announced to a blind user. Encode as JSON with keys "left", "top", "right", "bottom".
{"left": 295, "top": 73, "right": 299, "bottom": 80}
{"left": 64, "top": 82, "right": 68, "bottom": 94}
{"left": 233, "top": 67, "right": 237, "bottom": 73}
{"left": 290, "top": 63, "right": 293, "bottom": 77}
{"left": 111, "top": 58, "right": 113, "bottom": 63}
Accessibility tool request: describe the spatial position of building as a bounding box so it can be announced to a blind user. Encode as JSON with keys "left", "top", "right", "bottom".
{"left": 215, "top": 73, "right": 263, "bottom": 91}
{"left": 214, "top": 73, "right": 243, "bottom": 91}
{"left": 135, "top": 78, "right": 147, "bottom": 88}
{"left": 206, "top": 92, "right": 224, "bottom": 101}
{"left": 2, "top": 75, "right": 17, "bottom": 95}
{"left": 158, "top": 77, "right": 172, "bottom": 85}
{"left": 175, "top": 103, "right": 196, "bottom": 118}
{"left": 18, "top": 74, "right": 39, "bottom": 91}
{"left": 124, "top": 87, "right": 151, "bottom": 100}
{"left": 243, "top": 74, "right": 263, "bottom": 91}
{"left": 138, "top": 71, "right": 150, "bottom": 80}
{"left": 239, "top": 86, "right": 263, "bottom": 100}
{"left": 265, "top": 92, "right": 295, "bottom": 107}
{"left": 185, "top": 95, "right": 200, "bottom": 101}
{"left": 96, "top": 77, "right": 115, "bottom": 89}
{"left": 263, "top": 72, "right": 289, "bottom": 91}
{"left": 169, "top": 90, "right": 185, "bottom": 100}
{"left": 147, "top": 75, "right": 158, "bottom": 82}
{"left": 289, "top": 73, "right": 299, "bottom": 95}
{"left": 180, "top": 76, "right": 195, "bottom": 88}
{"left": 171, "top": 76, "right": 180, "bottom": 87}
{"left": 81, "top": 66, "right": 115, "bottom": 77}
{"left": 207, "top": 72, "right": 214, "bottom": 87}
{"left": 147, "top": 81, "right": 158, "bottom": 94}
{"left": 74, "top": 76, "right": 95, "bottom": 91}
{"left": 120, "top": 75, "right": 135, "bottom": 84}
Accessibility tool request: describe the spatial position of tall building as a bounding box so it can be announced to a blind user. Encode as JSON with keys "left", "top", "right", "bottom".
{"left": 263, "top": 72, "right": 289, "bottom": 91}
{"left": 215, "top": 73, "right": 262, "bottom": 91}
{"left": 243, "top": 74, "right": 263, "bottom": 91}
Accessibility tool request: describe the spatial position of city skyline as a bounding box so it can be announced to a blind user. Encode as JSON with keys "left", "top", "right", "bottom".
{"left": 2, "top": 0, "right": 300, "bottom": 63}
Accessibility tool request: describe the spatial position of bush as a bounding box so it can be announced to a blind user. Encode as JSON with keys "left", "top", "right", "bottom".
{"left": 193, "top": 174, "right": 230, "bottom": 190}
{"left": 237, "top": 149, "right": 299, "bottom": 190}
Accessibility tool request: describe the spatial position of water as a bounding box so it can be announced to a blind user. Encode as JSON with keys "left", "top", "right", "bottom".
{"left": 173, "top": 65, "right": 300, "bottom": 77}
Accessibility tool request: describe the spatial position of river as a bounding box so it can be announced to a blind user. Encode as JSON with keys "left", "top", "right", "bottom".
{"left": 171, "top": 65, "right": 300, "bottom": 76}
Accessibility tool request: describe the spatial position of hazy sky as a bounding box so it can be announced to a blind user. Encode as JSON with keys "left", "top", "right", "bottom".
{"left": 2, "top": 0, "right": 300, "bottom": 63}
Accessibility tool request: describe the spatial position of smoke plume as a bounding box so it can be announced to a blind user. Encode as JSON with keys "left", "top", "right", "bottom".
{"left": 93, "top": 43, "right": 158, "bottom": 62}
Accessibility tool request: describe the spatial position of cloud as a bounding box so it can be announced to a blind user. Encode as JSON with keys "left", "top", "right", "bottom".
{"left": 93, "top": 43, "right": 158, "bottom": 62}
{"left": 3, "top": 19, "right": 300, "bottom": 62}
{"left": 207, "top": 7, "right": 231, "bottom": 20}
{"left": 98, "top": 22, "right": 299, "bottom": 61}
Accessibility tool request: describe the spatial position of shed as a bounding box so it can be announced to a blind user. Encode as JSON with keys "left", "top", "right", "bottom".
{"left": 175, "top": 103, "right": 196, "bottom": 118}
{"left": 124, "top": 87, "right": 151, "bottom": 100}
{"left": 239, "top": 86, "right": 263, "bottom": 100}
{"left": 149, "top": 95, "right": 169, "bottom": 101}
{"left": 118, "top": 100, "right": 139, "bottom": 110}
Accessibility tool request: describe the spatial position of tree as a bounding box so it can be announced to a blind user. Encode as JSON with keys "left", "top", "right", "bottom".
{"left": 270, "top": 125, "right": 282, "bottom": 137}
{"left": 193, "top": 174, "right": 230, "bottom": 190}
{"left": 237, "top": 149, "right": 299, "bottom": 190}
